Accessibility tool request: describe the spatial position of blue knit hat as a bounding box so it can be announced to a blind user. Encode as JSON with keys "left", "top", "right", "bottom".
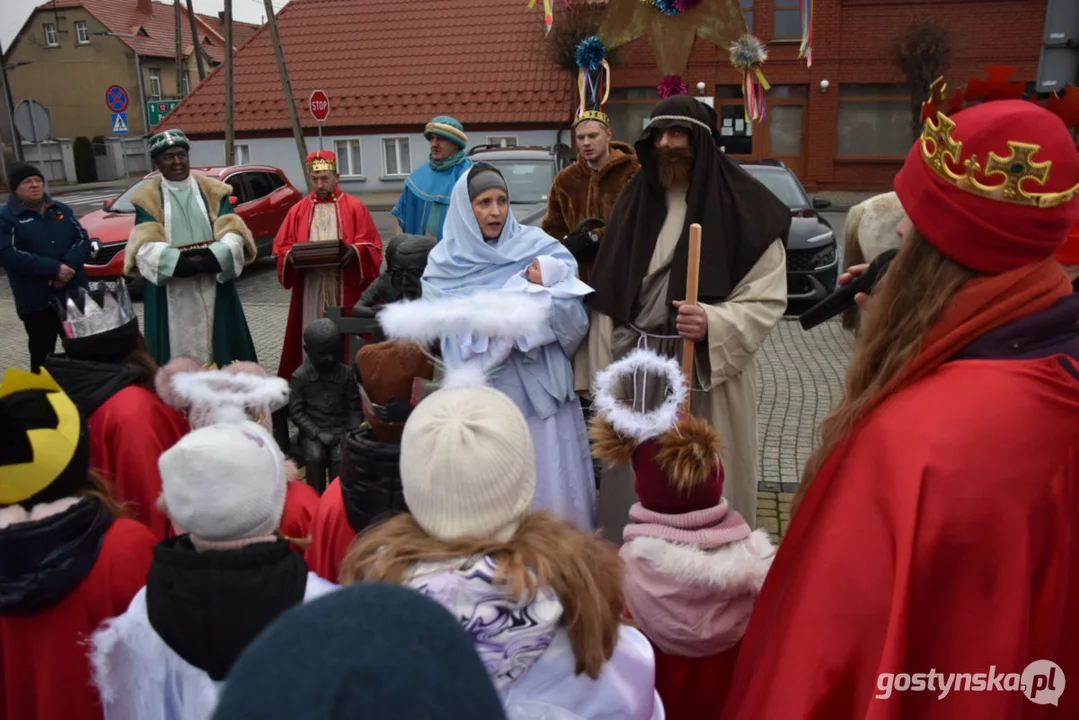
{"left": 212, "top": 584, "right": 507, "bottom": 719}
{"left": 424, "top": 116, "right": 468, "bottom": 149}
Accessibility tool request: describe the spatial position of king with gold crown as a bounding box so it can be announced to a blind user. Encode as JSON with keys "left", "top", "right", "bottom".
{"left": 271, "top": 150, "right": 383, "bottom": 384}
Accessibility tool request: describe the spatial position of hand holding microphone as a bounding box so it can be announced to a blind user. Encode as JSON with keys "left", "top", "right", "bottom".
{"left": 799, "top": 248, "right": 899, "bottom": 330}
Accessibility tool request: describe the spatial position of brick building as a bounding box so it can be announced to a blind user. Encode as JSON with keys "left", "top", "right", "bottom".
{"left": 164, "top": 0, "right": 1049, "bottom": 192}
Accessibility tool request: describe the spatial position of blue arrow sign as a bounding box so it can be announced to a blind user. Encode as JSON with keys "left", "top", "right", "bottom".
{"left": 111, "top": 112, "right": 129, "bottom": 135}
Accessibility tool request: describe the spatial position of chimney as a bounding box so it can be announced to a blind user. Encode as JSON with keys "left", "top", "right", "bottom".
{"left": 219, "top": 11, "right": 225, "bottom": 23}
{"left": 137, "top": 0, "right": 153, "bottom": 14}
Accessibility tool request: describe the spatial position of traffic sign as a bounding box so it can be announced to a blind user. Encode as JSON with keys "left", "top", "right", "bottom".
{"left": 309, "top": 90, "right": 330, "bottom": 122}
{"left": 106, "top": 85, "right": 128, "bottom": 113}
{"left": 111, "top": 113, "right": 129, "bottom": 135}
{"left": 147, "top": 99, "right": 182, "bottom": 126}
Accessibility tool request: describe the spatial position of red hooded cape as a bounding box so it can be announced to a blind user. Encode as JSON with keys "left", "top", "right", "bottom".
{"left": 721, "top": 354, "right": 1079, "bottom": 719}
{"left": 273, "top": 188, "right": 383, "bottom": 380}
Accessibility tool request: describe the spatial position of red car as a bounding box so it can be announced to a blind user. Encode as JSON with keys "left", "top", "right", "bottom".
{"left": 81, "top": 165, "right": 304, "bottom": 279}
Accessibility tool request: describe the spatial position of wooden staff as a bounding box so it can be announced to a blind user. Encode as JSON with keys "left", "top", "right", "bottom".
{"left": 680, "top": 223, "right": 702, "bottom": 414}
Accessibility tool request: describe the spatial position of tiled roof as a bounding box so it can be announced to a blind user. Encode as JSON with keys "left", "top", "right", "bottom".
{"left": 31, "top": 0, "right": 258, "bottom": 63}
{"left": 163, "top": 0, "right": 577, "bottom": 135}
{"left": 196, "top": 12, "right": 260, "bottom": 48}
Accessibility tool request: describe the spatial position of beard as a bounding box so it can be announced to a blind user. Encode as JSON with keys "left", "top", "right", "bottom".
{"left": 655, "top": 146, "right": 694, "bottom": 188}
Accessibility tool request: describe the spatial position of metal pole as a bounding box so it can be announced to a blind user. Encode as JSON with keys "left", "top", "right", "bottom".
{"left": 0, "top": 39, "right": 22, "bottom": 163}
{"left": 27, "top": 97, "right": 47, "bottom": 193}
{"left": 224, "top": 0, "right": 235, "bottom": 166}
{"left": 318, "top": 121, "right": 323, "bottom": 151}
{"left": 132, "top": 34, "right": 152, "bottom": 170}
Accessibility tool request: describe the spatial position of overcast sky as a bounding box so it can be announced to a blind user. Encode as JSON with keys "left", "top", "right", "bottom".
{"left": 2, "top": 0, "right": 288, "bottom": 51}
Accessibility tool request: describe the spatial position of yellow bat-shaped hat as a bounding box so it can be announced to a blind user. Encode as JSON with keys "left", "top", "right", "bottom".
{"left": 0, "top": 368, "right": 85, "bottom": 506}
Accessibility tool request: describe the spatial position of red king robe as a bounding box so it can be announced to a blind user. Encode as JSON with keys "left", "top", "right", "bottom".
{"left": 721, "top": 352, "right": 1079, "bottom": 719}
{"left": 273, "top": 188, "right": 383, "bottom": 380}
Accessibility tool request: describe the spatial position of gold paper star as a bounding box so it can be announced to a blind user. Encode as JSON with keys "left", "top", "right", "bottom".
{"left": 598, "top": 0, "right": 748, "bottom": 77}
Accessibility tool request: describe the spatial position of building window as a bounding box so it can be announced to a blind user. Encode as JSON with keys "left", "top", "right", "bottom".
{"left": 181, "top": 73, "right": 189, "bottom": 96}
{"left": 382, "top": 137, "right": 411, "bottom": 177}
{"left": 741, "top": 0, "right": 753, "bottom": 33}
{"left": 235, "top": 144, "right": 251, "bottom": 165}
{"left": 334, "top": 138, "right": 363, "bottom": 177}
{"left": 75, "top": 21, "right": 90, "bottom": 44}
{"left": 774, "top": 0, "right": 802, "bottom": 40}
{"left": 487, "top": 136, "right": 518, "bottom": 148}
{"left": 837, "top": 84, "right": 913, "bottom": 157}
{"left": 44, "top": 23, "right": 59, "bottom": 47}
{"left": 148, "top": 68, "right": 162, "bottom": 99}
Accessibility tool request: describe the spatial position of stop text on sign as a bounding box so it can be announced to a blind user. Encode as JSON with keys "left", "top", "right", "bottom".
{"left": 309, "top": 90, "right": 330, "bottom": 122}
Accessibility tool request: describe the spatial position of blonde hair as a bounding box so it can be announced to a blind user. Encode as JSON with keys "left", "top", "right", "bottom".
{"left": 81, "top": 469, "right": 130, "bottom": 519}
{"left": 341, "top": 511, "right": 624, "bottom": 679}
{"left": 795, "top": 230, "right": 978, "bottom": 508}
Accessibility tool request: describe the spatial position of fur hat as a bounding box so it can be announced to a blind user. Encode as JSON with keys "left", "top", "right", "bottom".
{"left": 589, "top": 348, "right": 723, "bottom": 514}
{"left": 158, "top": 421, "right": 287, "bottom": 548}
{"left": 354, "top": 341, "right": 434, "bottom": 444}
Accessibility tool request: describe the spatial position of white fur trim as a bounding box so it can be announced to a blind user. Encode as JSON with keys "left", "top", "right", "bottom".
{"left": 134, "top": 242, "right": 171, "bottom": 286}
{"left": 171, "top": 370, "right": 289, "bottom": 425}
{"left": 440, "top": 362, "right": 491, "bottom": 390}
{"left": 591, "top": 348, "right": 687, "bottom": 443}
{"left": 0, "top": 496, "right": 80, "bottom": 529}
{"left": 215, "top": 232, "right": 247, "bottom": 282}
{"left": 378, "top": 291, "right": 548, "bottom": 343}
{"left": 624, "top": 529, "right": 776, "bottom": 592}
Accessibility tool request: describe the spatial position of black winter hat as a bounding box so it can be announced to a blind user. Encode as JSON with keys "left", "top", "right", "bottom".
{"left": 7, "top": 162, "right": 45, "bottom": 192}
{"left": 212, "top": 583, "right": 508, "bottom": 720}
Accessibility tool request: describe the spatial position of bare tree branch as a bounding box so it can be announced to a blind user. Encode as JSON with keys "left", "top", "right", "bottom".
{"left": 891, "top": 19, "right": 953, "bottom": 140}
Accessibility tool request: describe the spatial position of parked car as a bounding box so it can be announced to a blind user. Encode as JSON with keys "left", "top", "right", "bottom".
{"left": 81, "top": 165, "right": 304, "bottom": 281}
{"left": 738, "top": 160, "right": 838, "bottom": 307}
{"left": 466, "top": 144, "right": 577, "bottom": 226}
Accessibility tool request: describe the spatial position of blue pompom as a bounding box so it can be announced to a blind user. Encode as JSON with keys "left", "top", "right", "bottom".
{"left": 651, "top": 0, "right": 679, "bottom": 16}
{"left": 576, "top": 35, "right": 607, "bottom": 73}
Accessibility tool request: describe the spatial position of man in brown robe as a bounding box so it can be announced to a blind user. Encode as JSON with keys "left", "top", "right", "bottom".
{"left": 578, "top": 95, "right": 792, "bottom": 539}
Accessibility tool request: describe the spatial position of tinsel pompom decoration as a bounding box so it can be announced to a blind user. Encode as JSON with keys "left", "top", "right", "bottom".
{"left": 728, "top": 34, "right": 768, "bottom": 71}
{"left": 575, "top": 35, "right": 607, "bottom": 73}
{"left": 651, "top": 0, "right": 679, "bottom": 15}
{"left": 657, "top": 74, "right": 688, "bottom": 99}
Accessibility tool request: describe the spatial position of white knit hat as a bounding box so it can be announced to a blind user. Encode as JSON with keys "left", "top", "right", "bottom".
{"left": 158, "top": 421, "right": 287, "bottom": 546}
{"left": 400, "top": 385, "right": 535, "bottom": 542}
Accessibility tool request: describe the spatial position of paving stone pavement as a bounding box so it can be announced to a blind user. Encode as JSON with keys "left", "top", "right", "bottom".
{"left": 0, "top": 210, "right": 856, "bottom": 544}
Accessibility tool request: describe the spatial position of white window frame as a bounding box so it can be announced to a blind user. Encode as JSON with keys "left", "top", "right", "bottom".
{"left": 75, "top": 21, "right": 90, "bottom": 44}
{"left": 381, "top": 136, "right": 411, "bottom": 178}
{"left": 333, "top": 138, "right": 364, "bottom": 178}
{"left": 487, "top": 135, "right": 518, "bottom": 148}
{"left": 44, "top": 23, "right": 59, "bottom": 47}
{"left": 181, "top": 72, "right": 189, "bottom": 96}
{"left": 148, "top": 68, "right": 162, "bottom": 99}
{"left": 235, "top": 144, "right": 251, "bottom": 165}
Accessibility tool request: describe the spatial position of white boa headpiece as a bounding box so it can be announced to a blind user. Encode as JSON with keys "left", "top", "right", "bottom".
{"left": 377, "top": 290, "right": 549, "bottom": 390}
{"left": 591, "top": 348, "right": 687, "bottom": 442}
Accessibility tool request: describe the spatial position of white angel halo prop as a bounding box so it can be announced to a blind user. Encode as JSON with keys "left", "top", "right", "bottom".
{"left": 591, "top": 348, "right": 687, "bottom": 443}
{"left": 171, "top": 369, "right": 289, "bottom": 422}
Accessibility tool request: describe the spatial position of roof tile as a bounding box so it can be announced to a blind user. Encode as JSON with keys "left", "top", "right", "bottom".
{"left": 163, "top": 0, "right": 576, "bottom": 135}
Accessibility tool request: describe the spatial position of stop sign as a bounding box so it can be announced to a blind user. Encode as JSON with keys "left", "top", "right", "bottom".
{"left": 309, "top": 90, "right": 330, "bottom": 122}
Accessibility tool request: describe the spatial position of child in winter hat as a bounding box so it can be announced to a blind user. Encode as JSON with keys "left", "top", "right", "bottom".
{"left": 91, "top": 420, "right": 337, "bottom": 718}
{"left": 590, "top": 348, "right": 775, "bottom": 720}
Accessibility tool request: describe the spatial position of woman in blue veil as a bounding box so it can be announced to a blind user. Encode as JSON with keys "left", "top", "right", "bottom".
{"left": 421, "top": 164, "right": 596, "bottom": 532}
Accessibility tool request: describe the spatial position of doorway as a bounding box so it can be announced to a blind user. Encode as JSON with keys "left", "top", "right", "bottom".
{"left": 714, "top": 85, "right": 808, "bottom": 178}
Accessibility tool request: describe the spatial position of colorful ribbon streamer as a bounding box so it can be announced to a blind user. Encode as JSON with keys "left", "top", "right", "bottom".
{"left": 742, "top": 67, "right": 771, "bottom": 123}
{"left": 528, "top": 0, "right": 554, "bottom": 33}
{"left": 577, "top": 60, "right": 611, "bottom": 116}
{"left": 798, "top": 0, "right": 813, "bottom": 67}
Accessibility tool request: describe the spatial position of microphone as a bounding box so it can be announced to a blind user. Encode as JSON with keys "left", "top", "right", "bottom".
{"left": 799, "top": 248, "right": 899, "bottom": 331}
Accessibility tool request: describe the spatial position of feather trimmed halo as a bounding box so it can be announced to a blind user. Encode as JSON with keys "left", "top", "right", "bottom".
{"left": 591, "top": 348, "right": 687, "bottom": 443}
{"left": 169, "top": 369, "right": 289, "bottom": 425}
{"left": 377, "top": 291, "right": 549, "bottom": 344}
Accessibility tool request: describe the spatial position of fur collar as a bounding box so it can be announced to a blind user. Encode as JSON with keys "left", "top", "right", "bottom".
{"left": 130, "top": 174, "right": 233, "bottom": 224}
{"left": 623, "top": 528, "right": 775, "bottom": 592}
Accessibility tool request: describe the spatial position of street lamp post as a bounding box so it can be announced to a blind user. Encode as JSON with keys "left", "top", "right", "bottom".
{"left": 94, "top": 31, "right": 152, "bottom": 170}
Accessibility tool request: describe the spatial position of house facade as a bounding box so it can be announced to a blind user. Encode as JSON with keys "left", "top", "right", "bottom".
{"left": 165, "top": 0, "right": 1054, "bottom": 193}
{"left": 3, "top": 0, "right": 258, "bottom": 142}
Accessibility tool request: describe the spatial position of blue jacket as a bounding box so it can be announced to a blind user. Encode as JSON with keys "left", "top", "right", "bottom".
{"left": 0, "top": 194, "right": 90, "bottom": 318}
